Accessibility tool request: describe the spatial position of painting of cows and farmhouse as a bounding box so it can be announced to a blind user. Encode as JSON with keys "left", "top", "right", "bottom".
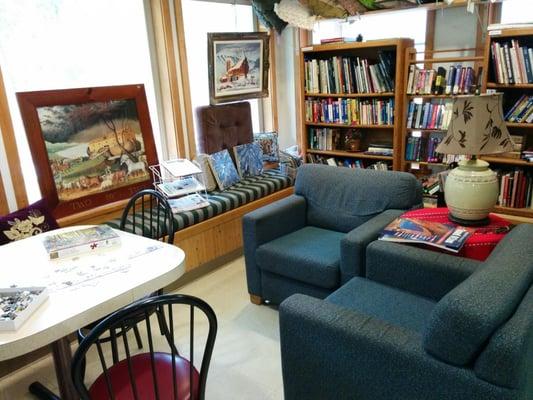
{"left": 37, "top": 99, "right": 149, "bottom": 202}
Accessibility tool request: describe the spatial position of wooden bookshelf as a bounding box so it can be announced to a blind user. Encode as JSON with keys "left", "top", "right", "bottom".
{"left": 400, "top": 47, "right": 483, "bottom": 172}
{"left": 299, "top": 38, "right": 413, "bottom": 171}
{"left": 307, "top": 149, "right": 393, "bottom": 161}
{"left": 305, "top": 92, "right": 394, "bottom": 98}
{"left": 482, "top": 28, "right": 533, "bottom": 219}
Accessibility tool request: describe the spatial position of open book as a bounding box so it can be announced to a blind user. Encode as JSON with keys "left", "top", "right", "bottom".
{"left": 379, "top": 217, "right": 472, "bottom": 253}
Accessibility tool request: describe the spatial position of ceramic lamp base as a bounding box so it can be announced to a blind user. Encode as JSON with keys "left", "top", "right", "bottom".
{"left": 444, "top": 159, "right": 499, "bottom": 225}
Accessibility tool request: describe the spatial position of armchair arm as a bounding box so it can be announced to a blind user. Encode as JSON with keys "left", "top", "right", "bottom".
{"left": 366, "top": 241, "right": 481, "bottom": 301}
{"left": 279, "top": 294, "right": 511, "bottom": 400}
{"left": 340, "top": 209, "right": 404, "bottom": 283}
{"left": 243, "top": 194, "right": 306, "bottom": 296}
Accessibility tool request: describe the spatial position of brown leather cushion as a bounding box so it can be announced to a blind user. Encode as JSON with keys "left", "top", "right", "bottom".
{"left": 195, "top": 102, "right": 253, "bottom": 155}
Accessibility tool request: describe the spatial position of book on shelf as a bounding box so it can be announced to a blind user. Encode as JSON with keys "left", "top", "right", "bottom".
{"left": 304, "top": 51, "right": 395, "bottom": 95}
{"left": 406, "top": 100, "right": 453, "bottom": 130}
{"left": 305, "top": 98, "right": 394, "bottom": 125}
{"left": 496, "top": 168, "right": 533, "bottom": 209}
{"left": 379, "top": 217, "right": 473, "bottom": 253}
{"left": 490, "top": 39, "right": 533, "bottom": 84}
{"left": 156, "top": 176, "right": 206, "bottom": 198}
{"left": 305, "top": 153, "right": 389, "bottom": 170}
{"left": 504, "top": 95, "right": 533, "bottom": 123}
{"left": 308, "top": 128, "right": 342, "bottom": 151}
{"left": 42, "top": 225, "right": 121, "bottom": 260}
{"left": 406, "top": 65, "right": 480, "bottom": 95}
{"left": 161, "top": 158, "right": 202, "bottom": 178}
{"left": 168, "top": 193, "right": 209, "bottom": 213}
{"left": 405, "top": 133, "right": 444, "bottom": 163}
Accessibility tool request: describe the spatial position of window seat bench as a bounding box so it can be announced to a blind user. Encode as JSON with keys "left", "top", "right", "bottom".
{"left": 104, "top": 169, "right": 294, "bottom": 272}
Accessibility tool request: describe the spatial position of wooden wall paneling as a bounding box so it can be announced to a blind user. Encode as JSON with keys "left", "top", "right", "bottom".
{"left": 149, "top": 0, "right": 187, "bottom": 159}
{"left": 297, "top": 29, "right": 310, "bottom": 160}
{"left": 173, "top": 0, "right": 196, "bottom": 159}
{"left": 0, "top": 66, "right": 28, "bottom": 209}
{"left": 424, "top": 10, "right": 436, "bottom": 69}
{"left": 0, "top": 170, "right": 9, "bottom": 214}
{"left": 269, "top": 32, "right": 279, "bottom": 132}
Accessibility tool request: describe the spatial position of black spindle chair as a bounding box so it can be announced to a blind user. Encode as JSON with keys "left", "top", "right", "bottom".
{"left": 77, "top": 189, "right": 176, "bottom": 375}
{"left": 119, "top": 188, "right": 175, "bottom": 245}
{"left": 71, "top": 294, "right": 217, "bottom": 400}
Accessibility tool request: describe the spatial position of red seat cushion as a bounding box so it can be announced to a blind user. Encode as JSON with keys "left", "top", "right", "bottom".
{"left": 89, "top": 352, "right": 199, "bottom": 400}
{"left": 402, "top": 208, "right": 511, "bottom": 261}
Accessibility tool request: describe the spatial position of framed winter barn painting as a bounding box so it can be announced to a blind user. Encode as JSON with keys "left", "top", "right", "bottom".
{"left": 16, "top": 84, "right": 159, "bottom": 219}
{"left": 208, "top": 32, "right": 270, "bottom": 105}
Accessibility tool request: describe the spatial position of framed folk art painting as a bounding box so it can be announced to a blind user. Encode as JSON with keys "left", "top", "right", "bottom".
{"left": 208, "top": 32, "right": 270, "bottom": 105}
{"left": 16, "top": 84, "right": 159, "bottom": 219}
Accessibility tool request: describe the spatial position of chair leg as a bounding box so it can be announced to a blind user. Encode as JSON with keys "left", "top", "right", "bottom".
{"left": 133, "top": 323, "right": 143, "bottom": 349}
{"left": 250, "top": 294, "right": 263, "bottom": 305}
{"left": 77, "top": 330, "right": 87, "bottom": 380}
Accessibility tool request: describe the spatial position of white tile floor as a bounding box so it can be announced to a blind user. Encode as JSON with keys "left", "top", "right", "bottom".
{"left": 0, "top": 256, "right": 284, "bottom": 400}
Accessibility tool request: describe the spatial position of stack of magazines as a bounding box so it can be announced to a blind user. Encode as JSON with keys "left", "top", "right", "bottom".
{"left": 379, "top": 217, "right": 472, "bottom": 253}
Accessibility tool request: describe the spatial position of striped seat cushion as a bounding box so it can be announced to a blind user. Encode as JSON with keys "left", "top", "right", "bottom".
{"left": 106, "top": 170, "right": 293, "bottom": 236}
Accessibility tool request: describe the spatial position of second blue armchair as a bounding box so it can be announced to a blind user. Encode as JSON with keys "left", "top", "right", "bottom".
{"left": 243, "top": 164, "right": 423, "bottom": 305}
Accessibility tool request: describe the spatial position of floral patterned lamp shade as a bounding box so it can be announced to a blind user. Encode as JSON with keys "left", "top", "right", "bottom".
{"left": 436, "top": 93, "right": 514, "bottom": 156}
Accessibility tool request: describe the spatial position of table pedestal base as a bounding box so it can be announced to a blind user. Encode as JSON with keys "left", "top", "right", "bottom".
{"left": 29, "top": 337, "right": 78, "bottom": 400}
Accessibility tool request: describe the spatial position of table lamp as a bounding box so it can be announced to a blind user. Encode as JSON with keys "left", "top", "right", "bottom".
{"left": 435, "top": 93, "right": 514, "bottom": 226}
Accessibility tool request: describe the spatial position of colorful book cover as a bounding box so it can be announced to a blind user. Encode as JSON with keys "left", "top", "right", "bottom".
{"left": 379, "top": 217, "right": 473, "bottom": 253}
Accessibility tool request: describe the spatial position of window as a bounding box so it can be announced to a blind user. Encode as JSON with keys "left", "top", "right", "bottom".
{"left": 312, "top": 8, "right": 427, "bottom": 51}
{"left": 181, "top": 0, "right": 262, "bottom": 134}
{"left": 0, "top": 0, "right": 162, "bottom": 203}
{"left": 500, "top": 0, "right": 533, "bottom": 24}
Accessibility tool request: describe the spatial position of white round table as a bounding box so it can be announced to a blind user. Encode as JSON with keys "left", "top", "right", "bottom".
{"left": 0, "top": 226, "right": 185, "bottom": 400}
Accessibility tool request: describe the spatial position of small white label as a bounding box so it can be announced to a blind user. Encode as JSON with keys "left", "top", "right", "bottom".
{"left": 411, "top": 162, "right": 420, "bottom": 170}
{"left": 302, "top": 46, "right": 313, "bottom": 52}
{"left": 412, "top": 131, "right": 422, "bottom": 138}
{"left": 489, "top": 30, "right": 502, "bottom": 36}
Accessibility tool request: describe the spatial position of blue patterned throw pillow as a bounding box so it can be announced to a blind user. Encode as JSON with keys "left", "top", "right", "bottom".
{"left": 208, "top": 149, "right": 240, "bottom": 191}
{"left": 233, "top": 143, "right": 264, "bottom": 178}
{"left": 253, "top": 132, "right": 279, "bottom": 163}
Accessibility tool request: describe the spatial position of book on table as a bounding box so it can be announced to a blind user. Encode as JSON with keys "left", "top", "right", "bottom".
{"left": 42, "top": 225, "right": 121, "bottom": 260}
{"left": 379, "top": 217, "right": 473, "bottom": 253}
{"left": 168, "top": 193, "right": 210, "bottom": 213}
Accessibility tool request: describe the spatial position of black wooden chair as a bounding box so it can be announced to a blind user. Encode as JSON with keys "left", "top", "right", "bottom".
{"left": 77, "top": 189, "right": 177, "bottom": 375}
{"left": 119, "top": 188, "right": 175, "bottom": 244}
{"left": 71, "top": 294, "right": 217, "bottom": 400}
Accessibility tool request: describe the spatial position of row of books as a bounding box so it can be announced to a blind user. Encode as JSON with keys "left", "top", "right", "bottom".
{"left": 308, "top": 128, "right": 342, "bottom": 151}
{"left": 497, "top": 169, "right": 533, "bottom": 209}
{"left": 406, "top": 101, "right": 454, "bottom": 130}
{"left": 406, "top": 65, "right": 481, "bottom": 95}
{"left": 306, "top": 153, "right": 390, "bottom": 170}
{"left": 305, "top": 98, "right": 394, "bottom": 125}
{"left": 304, "top": 51, "right": 395, "bottom": 94}
{"left": 405, "top": 135, "right": 443, "bottom": 163}
{"left": 504, "top": 95, "right": 533, "bottom": 123}
{"left": 490, "top": 40, "right": 533, "bottom": 84}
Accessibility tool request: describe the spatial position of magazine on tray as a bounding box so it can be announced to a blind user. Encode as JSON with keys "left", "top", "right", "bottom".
{"left": 379, "top": 217, "right": 473, "bottom": 253}
{"left": 156, "top": 177, "right": 205, "bottom": 198}
{"left": 168, "top": 193, "right": 209, "bottom": 213}
{"left": 42, "top": 225, "right": 121, "bottom": 260}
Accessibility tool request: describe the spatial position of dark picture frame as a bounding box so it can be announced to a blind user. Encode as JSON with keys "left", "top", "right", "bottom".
{"left": 16, "top": 84, "right": 159, "bottom": 219}
{"left": 208, "top": 32, "right": 270, "bottom": 105}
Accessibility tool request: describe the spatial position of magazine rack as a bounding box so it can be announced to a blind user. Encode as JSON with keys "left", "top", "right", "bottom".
{"left": 149, "top": 159, "right": 209, "bottom": 213}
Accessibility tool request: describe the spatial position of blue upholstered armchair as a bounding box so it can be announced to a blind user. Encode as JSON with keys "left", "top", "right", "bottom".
{"left": 243, "top": 164, "right": 422, "bottom": 305}
{"left": 279, "top": 224, "right": 533, "bottom": 400}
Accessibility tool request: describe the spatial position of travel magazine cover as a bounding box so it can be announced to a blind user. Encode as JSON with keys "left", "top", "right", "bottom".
{"left": 379, "top": 217, "right": 473, "bottom": 253}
